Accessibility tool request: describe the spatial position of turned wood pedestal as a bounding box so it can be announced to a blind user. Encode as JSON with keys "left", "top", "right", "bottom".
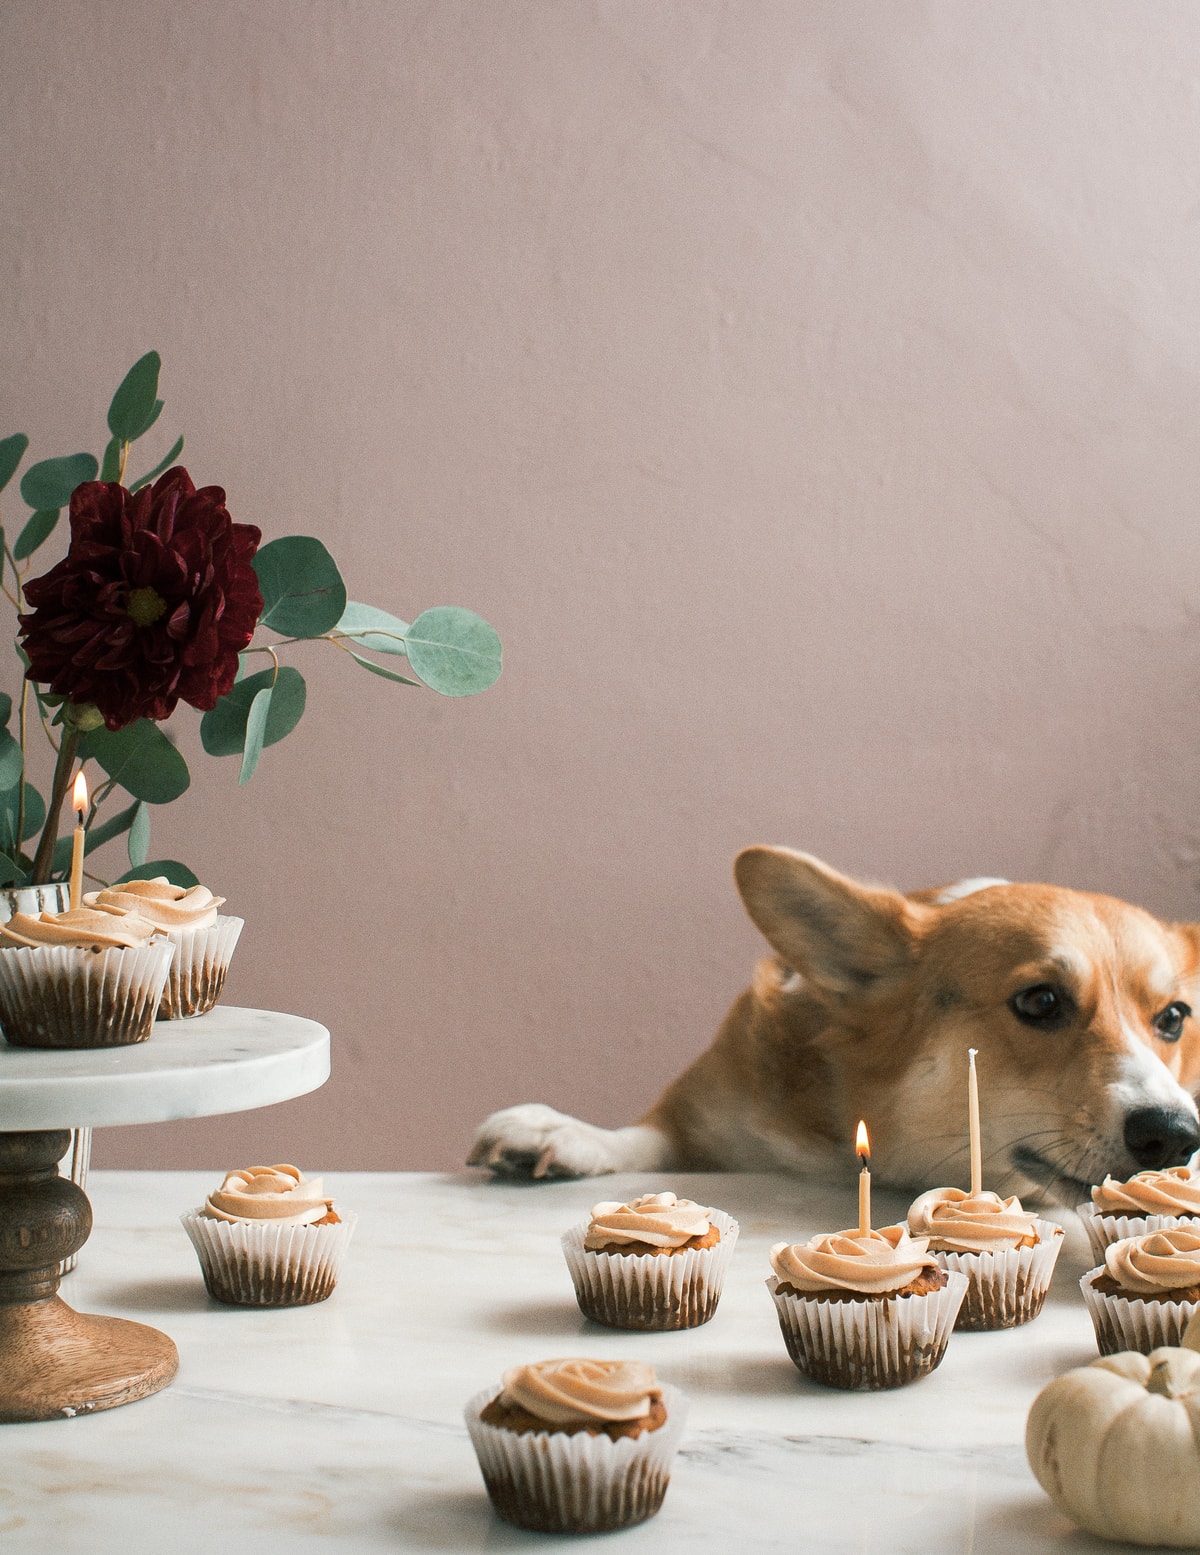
{"left": 0, "top": 1129, "right": 177, "bottom": 1420}
{"left": 0, "top": 1008, "right": 330, "bottom": 1424}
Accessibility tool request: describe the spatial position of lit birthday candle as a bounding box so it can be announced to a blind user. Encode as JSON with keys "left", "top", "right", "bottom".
{"left": 68, "top": 769, "right": 88, "bottom": 911}
{"left": 857, "top": 1120, "right": 871, "bottom": 1235}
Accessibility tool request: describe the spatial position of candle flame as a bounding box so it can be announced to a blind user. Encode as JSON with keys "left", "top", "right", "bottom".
{"left": 72, "top": 769, "right": 88, "bottom": 817}
{"left": 855, "top": 1119, "right": 870, "bottom": 1164}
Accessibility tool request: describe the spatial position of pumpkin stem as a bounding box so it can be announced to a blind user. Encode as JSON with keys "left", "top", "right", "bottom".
{"left": 1147, "top": 1358, "right": 1177, "bottom": 1398}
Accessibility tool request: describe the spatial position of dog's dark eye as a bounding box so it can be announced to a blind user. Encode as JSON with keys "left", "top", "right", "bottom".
{"left": 1010, "top": 984, "right": 1070, "bottom": 1026}
{"left": 1155, "top": 1002, "right": 1192, "bottom": 1042}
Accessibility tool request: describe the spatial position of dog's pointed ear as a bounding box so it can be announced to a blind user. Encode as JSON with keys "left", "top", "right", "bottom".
{"left": 734, "top": 847, "right": 919, "bottom": 999}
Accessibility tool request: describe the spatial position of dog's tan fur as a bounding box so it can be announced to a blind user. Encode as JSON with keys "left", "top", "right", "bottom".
{"left": 469, "top": 849, "right": 1200, "bottom": 1203}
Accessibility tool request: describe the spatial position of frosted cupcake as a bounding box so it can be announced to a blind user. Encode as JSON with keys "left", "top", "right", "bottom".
{"left": 1081, "top": 1226, "right": 1200, "bottom": 1355}
{"left": 465, "top": 1358, "right": 687, "bottom": 1534}
{"left": 561, "top": 1191, "right": 738, "bottom": 1330}
{"left": 906, "top": 1187, "right": 1064, "bottom": 1330}
{"left": 1077, "top": 1167, "right": 1200, "bottom": 1263}
{"left": 0, "top": 906, "right": 174, "bottom": 1048}
{"left": 84, "top": 878, "right": 242, "bottom": 1019}
{"left": 767, "top": 1223, "right": 966, "bottom": 1390}
{"left": 180, "top": 1163, "right": 356, "bottom": 1306}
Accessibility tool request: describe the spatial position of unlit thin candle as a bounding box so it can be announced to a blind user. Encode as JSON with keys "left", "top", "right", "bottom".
{"left": 968, "top": 1048, "right": 982, "bottom": 1198}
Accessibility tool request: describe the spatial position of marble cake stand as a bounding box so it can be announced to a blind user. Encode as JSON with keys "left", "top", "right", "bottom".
{"left": 0, "top": 1006, "right": 330, "bottom": 1423}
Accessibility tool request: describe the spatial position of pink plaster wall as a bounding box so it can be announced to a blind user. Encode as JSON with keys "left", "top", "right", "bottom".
{"left": 3, "top": 1, "right": 1200, "bottom": 1169}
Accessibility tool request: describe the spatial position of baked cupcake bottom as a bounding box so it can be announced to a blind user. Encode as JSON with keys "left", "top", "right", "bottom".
{"left": 0, "top": 942, "right": 174, "bottom": 1048}
{"left": 181, "top": 1209, "right": 357, "bottom": 1306}
{"left": 561, "top": 1210, "right": 738, "bottom": 1331}
{"left": 767, "top": 1269, "right": 968, "bottom": 1390}
{"left": 159, "top": 916, "right": 244, "bottom": 1019}
{"left": 932, "top": 1220, "right": 1065, "bottom": 1331}
{"left": 465, "top": 1383, "right": 686, "bottom": 1534}
{"left": 1080, "top": 1268, "right": 1200, "bottom": 1355}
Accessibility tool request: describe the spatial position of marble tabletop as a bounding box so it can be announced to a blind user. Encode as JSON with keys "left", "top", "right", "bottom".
{"left": 0, "top": 1170, "right": 1138, "bottom": 1553}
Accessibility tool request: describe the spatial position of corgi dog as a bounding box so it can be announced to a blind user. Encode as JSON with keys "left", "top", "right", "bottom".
{"left": 468, "top": 848, "right": 1200, "bottom": 1204}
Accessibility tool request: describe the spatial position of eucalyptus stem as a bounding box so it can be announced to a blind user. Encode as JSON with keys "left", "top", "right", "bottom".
{"left": 30, "top": 727, "right": 79, "bottom": 884}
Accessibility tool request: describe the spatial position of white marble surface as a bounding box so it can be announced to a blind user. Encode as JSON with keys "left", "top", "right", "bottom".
{"left": 0, "top": 1008, "right": 329, "bottom": 1128}
{"left": 0, "top": 1171, "right": 1145, "bottom": 1553}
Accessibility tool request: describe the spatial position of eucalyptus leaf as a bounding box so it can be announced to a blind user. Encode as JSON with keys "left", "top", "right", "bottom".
{"left": 403, "top": 607, "right": 502, "bottom": 697}
{"left": 128, "top": 435, "right": 184, "bottom": 493}
{"left": 138, "top": 399, "right": 164, "bottom": 439}
{"left": 82, "top": 721, "right": 190, "bottom": 804}
{"left": 99, "top": 435, "right": 123, "bottom": 483}
{"left": 0, "top": 781, "right": 43, "bottom": 855}
{"left": 0, "top": 434, "right": 29, "bottom": 494}
{"left": 19, "top": 453, "right": 98, "bottom": 511}
{"left": 112, "top": 859, "right": 198, "bottom": 889}
{"left": 50, "top": 800, "right": 140, "bottom": 875}
{"left": 0, "top": 693, "right": 11, "bottom": 729}
{"left": 0, "top": 729, "right": 23, "bottom": 790}
{"left": 334, "top": 602, "right": 411, "bottom": 656}
{"left": 128, "top": 801, "right": 150, "bottom": 869}
{"left": 200, "top": 667, "right": 306, "bottom": 757}
{"left": 13, "top": 509, "right": 59, "bottom": 561}
{"left": 346, "top": 650, "right": 420, "bottom": 687}
{"left": 0, "top": 850, "right": 24, "bottom": 887}
{"left": 254, "top": 537, "right": 346, "bottom": 638}
{"left": 107, "top": 351, "right": 162, "bottom": 441}
{"left": 239, "top": 686, "right": 273, "bottom": 785}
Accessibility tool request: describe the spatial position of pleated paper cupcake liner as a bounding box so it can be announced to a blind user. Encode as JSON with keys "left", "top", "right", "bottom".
{"left": 767, "top": 1269, "right": 968, "bottom": 1390}
{"left": 562, "top": 1210, "right": 739, "bottom": 1330}
{"left": 464, "top": 1382, "right": 687, "bottom": 1534}
{"left": 0, "top": 941, "right": 175, "bottom": 1048}
{"left": 1075, "top": 1202, "right": 1198, "bottom": 1265}
{"left": 933, "top": 1219, "right": 1065, "bottom": 1330}
{"left": 180, "top": 1208, "right": 357, "bottom": 1306}
{"left": 158, "top": 915, "right": 244, "bottom": 1019}
{"left": 1080, "top": 1268, "right": 1200, "bottom": 1356}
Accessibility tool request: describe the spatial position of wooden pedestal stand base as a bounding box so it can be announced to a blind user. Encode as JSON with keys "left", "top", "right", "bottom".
{"left": 0, "top": 1129, "right": 177, "bottom": 1422}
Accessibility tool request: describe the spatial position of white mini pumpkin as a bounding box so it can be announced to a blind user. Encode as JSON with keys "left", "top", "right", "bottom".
{"left": 1026, "top": 1345, "right": 1200, "bottom": 1546}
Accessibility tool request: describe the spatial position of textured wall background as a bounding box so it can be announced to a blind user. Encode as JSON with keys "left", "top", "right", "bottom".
{"left": 2, "top": 1, "right": 1200, "bottom": 1169}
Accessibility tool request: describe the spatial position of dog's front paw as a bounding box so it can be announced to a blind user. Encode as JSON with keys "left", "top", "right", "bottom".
{"left": 467, "top": 1103, "right": 622, "bottom": 1180}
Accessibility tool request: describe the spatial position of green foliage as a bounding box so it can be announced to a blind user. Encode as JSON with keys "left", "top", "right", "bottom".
{"left": 19, "top": 453, "right": 99, "bottom": 511}
{"left": 0, "top": 780, "right": 44, "bottom": 860}
{"left": 107, "top": 352, "right": 163, "bottom": 442}
{"left": 239, "top": 686, "right": 273, "bottom": 785}
{"left": 254, "top": 537, "right": 346, "bottom": 637}
{"left": 99, "top": 436, "right": 123, "bottom": 483}
{"left": 13, "top": 510, "right": 59, "bottom": 562}
{"left": 346, "top": 651, "right": 419, "bottom": 686}
{"left": 404, "top": 607, "right": 503, "bottom": 696}
{"left": 128, "top": 802, "right": 150, "bottom": 869}
{"left": 83, "top": 721, "right": 190, "bottom": 804}
{"left": 113, "top": 860, "right": 199, "bottom": 888}
{"left": 0, "top": 728, "right": 23, "bottom": 790}
{"left": 0, "top": 435, "right": 29, "bottom": 494}
{"left": 129, "top": 435, "right": 184, "bottom": 493}
{"left": 334, "top": 602, "right": 411, "bottom": 655}
{"left": 200, "top": 666, "right": 306, "bottom": 758}
{"left": 0, "top": 693, "right": 11, "bottom": 729}
{"left": 0, "top": 850, "right": 23, "bottom": 887}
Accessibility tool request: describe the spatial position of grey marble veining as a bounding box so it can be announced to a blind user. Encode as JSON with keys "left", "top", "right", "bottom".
{"left": 0, "top": 1171, "right": 1134, "bottom": 1552}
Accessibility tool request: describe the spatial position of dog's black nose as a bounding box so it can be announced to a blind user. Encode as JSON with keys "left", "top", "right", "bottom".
{"left": 1123, "top": 1107, "right": 1200, "bottom": 1171}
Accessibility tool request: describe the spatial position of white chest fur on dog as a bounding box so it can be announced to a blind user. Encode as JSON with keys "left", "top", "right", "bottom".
{"left": 470, "top": 850, "right": 1200, "bottom": 1203}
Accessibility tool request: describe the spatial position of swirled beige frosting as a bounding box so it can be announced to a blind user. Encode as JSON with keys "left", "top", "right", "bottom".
{"left": 906, "top": 1187, "right": 1040, "bottom": 1253}
{"left": 84, "top": 878, "right": 224, "bottom": 933}
{"left": 0, "top": 906, "right": 162, "bottom": 951}
{"left": 203, "top": 1164, "right": 331, "bottom": 1226}
{"left": 770, "top": 1223, "right": 937, "bottom": 1295}
{"left": 499, "top": 1359, "right": 662, "bottom": 1425}
{"left": 1102, "top": 1226, "right": 1200, "bottom": 1294}
{"left": 1091, "top": 1167, "right": 1200, "bottom": 1217}
{"left": 584, "top": 1191, "right": 713, "bottom": 1250}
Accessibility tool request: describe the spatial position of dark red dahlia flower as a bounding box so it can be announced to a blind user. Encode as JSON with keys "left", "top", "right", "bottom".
{"left": 19, "top": 468, "right": 262, "bottom": 730}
